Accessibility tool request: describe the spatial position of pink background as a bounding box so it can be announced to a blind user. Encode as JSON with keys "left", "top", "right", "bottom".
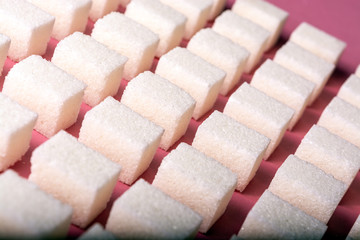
{"left": 1, "top": 0, "right": 359, "bottom": 239}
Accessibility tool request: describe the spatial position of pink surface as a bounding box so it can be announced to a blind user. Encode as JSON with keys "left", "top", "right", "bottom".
{"left": 0, "top": 1, "right": 359, "bottom": 239}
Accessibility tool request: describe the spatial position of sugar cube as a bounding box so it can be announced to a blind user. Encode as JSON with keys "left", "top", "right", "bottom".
{"left": 79, "top": 97, "right": 164, "bottom": 185}
{"left": 238, "top": 189, "right": 327, "bottom": 240}
{"left": 29, "top": 131, "right": 121, "bottom": 228}
{"left": 89, "top": 0, "right": 121, "bottom": 22}
{"left": 159, "top": 0, "right": 212, "bottom": 39}
{"left": 290, "top": 22, "right": 346, "bottom": 64}
{"left": 0, "top": 170, "right": 72, "bottom": 239}
{"left": 232, "top": 0, "right": 289, "bottom": 51}
{"left": 295, "top": 124, "right": 360, "bottom": 186}
{"left": 91, "top": 12, "right": 159, "bottom": 81}
{"left": 78, "top": 223, "right": 116, "bottom": 240}
{"left": 268, "top": 154, "right": 347, "bottom": 223}
{"left": 337, "top": 74, "right": 360, "bottom": 109}
{"left": 251, "top": 59, "right": 315, "bottom": 130}
{"left": 121, "top": 71, "right": 195, "bottom": 151}
{"left": 273, "top": 41, "right": 335, "bottom": 104}
{"left": 0, "top": 34, "right": 10, "bottom": 76}
{"left": 106, "top": 179, "right": 203, "bottom": 239}
{"left": 208, "top": 0, "right": 226, "bottom": 20}
{"left": 356, "top": 64, "right": 360, "bottom": 78}
{"left": 318, "top": 96, "right": 360, "bottom": 149}
{"left": 2, "top": 55, "right": 86, "bottom": 138}
{"left": 125, "top": 0, "right": 187, "bottom": 57}
{"left": 192, "top": 110, "right": 270, "bottom": 192}
{"left": 52, "top": 32, "right": 128, "bottom": 107}
{"left": 155, "top": 47, "right": 225, "bottom": 120}
{"left": 152, "top": 143, "right": 237, "bottom": 233}
{"left": 0, "top": 93, "right": 37, "bottom": 171}
{"left": 223, "top": 82, "right": 294, "bottom": 160}
{"left": 347, "top": 215, "right": 360, "bottom": 240}
{"left": 0, "top": 0, "right": 54, "bottom": 61}
{"left": 212, "top": 10, "right": 270, "bottom": 73}
{"left": 27, "top": 0, "right": 92, "bottom": 40}
{"left": 187, "top": 28, "right": 249, "bottom": 96}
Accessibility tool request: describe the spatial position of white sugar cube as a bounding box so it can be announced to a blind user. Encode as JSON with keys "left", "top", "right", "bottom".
{"left": 192, "top": 111, "right": 270, "bottom": 192}
{"left": 27, "top": 0, "right": 92, "bottom": 40}
{"left": 125, "top": 0, "right": 186, "bottom": 57}
{"left": 78, "top": 223, "right": 116, "bottom": 240}
{"left": 268, "top": 154, "right": 347, "bottom": 223}
{"left": 0, "top": 34, "right": 10, "bottom": 76}
{"left": 212, "top": 10, "right": 270, "bottom": 73}
{"left": 238, "top": 189, "right": 327, "bottom": 240}
{"left": 92, "top": 12, "right": 159, "bottom": 81}
{"left": 0, "top": 93, "right": 37, "bottom": 171}
{"left": 79, "top": 97, "right": 164, "bottom": 185}
{"left": 337, "top": 74, "right": 360, "bottom": 109}
{"left": 155, "top": 47, "right": 225, "bottom": 120}
{"left": 290, "top": 22, "right": 346, "bottom": 64}
{"left": 2, "top": 55, "right": 86, "bottom": 138}
{"left": 295, "top": 125, "right": 360, "bottom": 186}
{"left": 208, "top": 0, "right": 226, "bottom": 20}
{"left": 152, "top": 143, "right": 237, "bottom": 233}
{"left": 356, "top": 64, "right": 360, "bottom": 78}
{"left": 29, "top": 131, "right": 121, "bottom": 228}
{"left": 0, "top": 0, "right": 54, "bottom": 61}
{"left": 106, "top": 179, "right": 203, "bottom": 239}
{"left": 187, "top": 28, "right": 249, "bottom": 96}
{"left": 232, "top": 0, "right": 288, "bottom": 51}
{"left": 121, "top": 71, "right": 195, "bottom": 151}
{"left": 274, "top": 41, "right": 335, "bottom": 104}
{"left": 347, "top": 215, "right": 360, "bottom": 240}
{"left": 89, "top": 0, "right": 121, "bottom": 22}
{"left": 52, "top": 32, "right": 128, "bottom": 107}
{"left": 318, "top": 96, "right": 360, "bottom": 149}
{"left": 0, "top": 170, "right": 72, "bottom": 239}
{"left": 159, "top": 0, "right": 212, "bottom": 39}
{"left": 223, "top": 82, "right": 294, "bottom": 160}
{"left": 251, "top": 59, "right": 315, "bottom": 130}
